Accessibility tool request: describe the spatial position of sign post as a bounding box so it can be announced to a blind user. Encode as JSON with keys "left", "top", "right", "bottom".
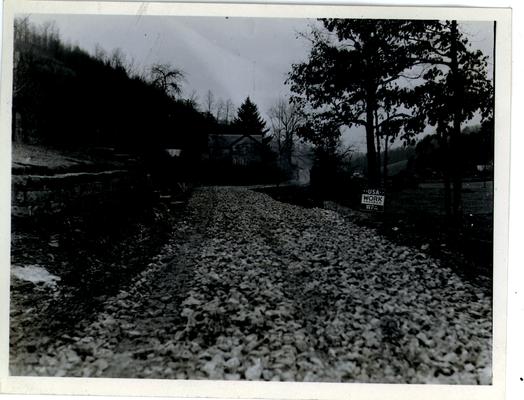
{"left": 361, "top": 188, "right": 385, "bottom": 212}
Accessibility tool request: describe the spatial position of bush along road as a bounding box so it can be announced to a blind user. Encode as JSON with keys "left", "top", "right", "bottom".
{"left": 9, "top": 187, "right": 492, "bottom": 383}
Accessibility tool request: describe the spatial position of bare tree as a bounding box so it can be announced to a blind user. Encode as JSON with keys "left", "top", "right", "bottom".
{"left": 223, "top": 99, "right": 234, "bottom": 124}
{"left": 149, "top": 63, "right": 185, "bottom": 99}
{"left": 93, "top": 43, "right": 107, "bottom": 62}
{"left": 216, "top": 98, "right": 225, "bottom": 121}
{"left": 13, "top": 17, "right": 34, "bottom": 97}
{"left": 204, "top": 90, "right": 215, "bottom": 115}
{"left": 39, "top": 21, "right": 60, "bottom": 51}
{"left": 268, "top": 98, "right": 305, "bottom": 166}
{"left": 109, "top": 48, "right": 127, "bottom": 70}
{"left": 185, "top": 90, "right": 200, "bottom": 109}
{"left": 12, "top": 17, "right": 35, "bottom": 142}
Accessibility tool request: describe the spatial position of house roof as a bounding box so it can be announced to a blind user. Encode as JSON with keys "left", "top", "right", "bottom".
{"left": 209, "top": 133, "right": 265, "bottom": 149}
{"left": 229, "top": 134, "right": 265, "bottom": 148}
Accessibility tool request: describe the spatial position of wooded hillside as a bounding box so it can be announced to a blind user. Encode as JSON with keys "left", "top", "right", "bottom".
{"left": 12, "top": 18, "right": 213, "bottom": 153}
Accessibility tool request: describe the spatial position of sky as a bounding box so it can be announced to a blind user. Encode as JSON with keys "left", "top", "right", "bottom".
{"left": 25, "top": 14, "right": 314, "bottom": 119}
{"left": 24, "top": 14, "right": 494, "bottom": 151}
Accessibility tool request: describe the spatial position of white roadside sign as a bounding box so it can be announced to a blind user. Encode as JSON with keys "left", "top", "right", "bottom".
{"left": 361, "top": 189, "right": 385, "bottom": 211}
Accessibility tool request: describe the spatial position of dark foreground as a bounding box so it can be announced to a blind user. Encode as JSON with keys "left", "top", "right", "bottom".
{"left": 10, "top": 187, "right": 492, "bottom": 383}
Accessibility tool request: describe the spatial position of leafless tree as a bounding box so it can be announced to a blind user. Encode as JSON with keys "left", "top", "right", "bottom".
{"left": 223, "top": 99, "right": 234, "bottom": 124}
{"left": 204, "top": 90, "right": 215, "bottom": 115}
{"left": 149, "top": 62, "right": 185, "bottom": 99}
{"left": 268, "top": 98, "right": 305, "bottom": 165}
{"left": 109, "top": 48, "right": 127, "bottom": 70}
{"left": 93, "top": 43, "right": 107, "bottom": 62}
{"left": 13, "top": 17, "right": 33, "bottom": 97}
{"left": 216, "top": 98, "right": 225, "bottom": 121}
{"left": 185, "top": 90, "right": 200, "bottom": 109}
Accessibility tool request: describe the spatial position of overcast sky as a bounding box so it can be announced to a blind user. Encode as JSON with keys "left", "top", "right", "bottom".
{"left": 25, "top": 14, "right": 313, "bottom": 117}
{"left": 24, "top": 14, "right": 494, "bottom": 151}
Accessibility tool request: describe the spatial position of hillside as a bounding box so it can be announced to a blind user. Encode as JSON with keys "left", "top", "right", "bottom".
{"left": 13, "top": 18, "right": 211, "bottom": 152}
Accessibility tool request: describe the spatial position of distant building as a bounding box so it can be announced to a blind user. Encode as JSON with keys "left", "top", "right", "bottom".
{"left": 208, "top": 133, "right": 266, "bottom": 166}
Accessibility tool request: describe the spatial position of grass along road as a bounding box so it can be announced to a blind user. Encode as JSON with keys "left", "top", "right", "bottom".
{"left": 10, "top": 187, "right": 492, "bottom": 383}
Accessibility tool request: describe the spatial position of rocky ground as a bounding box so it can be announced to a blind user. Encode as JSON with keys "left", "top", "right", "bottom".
{"left": 9, "top": 187, "right": 492, "bottom": 383}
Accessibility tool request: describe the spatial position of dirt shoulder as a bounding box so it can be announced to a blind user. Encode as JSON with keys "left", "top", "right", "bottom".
{"left": 12, "top": 143, "right": 137, "bottom": 175}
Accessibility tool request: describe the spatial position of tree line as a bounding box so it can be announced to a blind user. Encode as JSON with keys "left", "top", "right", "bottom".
{"left": 287, "top": 19, "right": 494, "bottom": 220}
{"left": 12, "top": 18, "right": 280, "bottom": 184}
{"left": 12, "top": 17, "right": 216, "bottom": 152}
{"left": 12, "top": 17, "right": 495, "bottom": 215}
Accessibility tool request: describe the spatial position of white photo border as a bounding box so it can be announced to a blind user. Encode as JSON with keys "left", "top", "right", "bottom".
{"left": 0, "top": 1, "right": 512, "bottom": 399}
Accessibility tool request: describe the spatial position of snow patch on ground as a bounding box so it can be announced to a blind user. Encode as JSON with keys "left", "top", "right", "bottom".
{"left": 11, "top": 265, "right": 60, "bottom": 287}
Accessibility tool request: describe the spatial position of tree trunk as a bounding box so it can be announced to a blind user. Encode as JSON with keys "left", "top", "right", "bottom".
{"left": 365, "top": 87, "right": 379, "bottom": 185}
{"left": 449, "top": 20, "right": 463, "bottom": 221}
{"left": 375, "top": 111, "right": 382, "bottom": 184}
{"left": 442, "top": 133, "right": 452, "bottom": 218}
{"left": 383, "top": 134, "right": 389, "bottom": 187}
{"left": 285, "top": 132, "right": 294, "bottom": 166}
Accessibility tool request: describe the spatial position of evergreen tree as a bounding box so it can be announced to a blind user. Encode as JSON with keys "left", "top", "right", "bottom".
{"left": 233, "top": 97, "right": 268, "bottom": 136}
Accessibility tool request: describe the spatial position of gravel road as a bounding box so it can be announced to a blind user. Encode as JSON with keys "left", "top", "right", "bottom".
{"left": 10, "top": 187, "right": 492, "bottom": 383}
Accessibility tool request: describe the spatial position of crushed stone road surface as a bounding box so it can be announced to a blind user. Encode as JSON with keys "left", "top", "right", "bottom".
{"left": 10, "top": 187, "right": 492, "bottom": 383}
